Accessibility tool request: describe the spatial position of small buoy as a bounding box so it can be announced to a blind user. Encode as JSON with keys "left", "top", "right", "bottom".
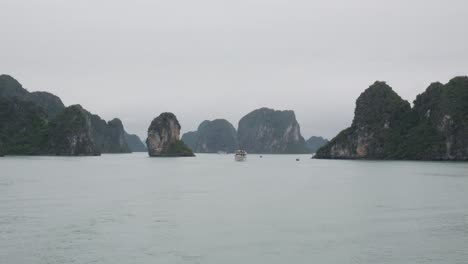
{"left": 259, "top": 155, "right": 263, "bottom": 158}
{"left": 296, "top": 158, "right": 300, "bottom": 161}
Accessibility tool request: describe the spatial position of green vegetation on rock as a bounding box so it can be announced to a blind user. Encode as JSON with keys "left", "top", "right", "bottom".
{"left": 166, "top": 140, "right": 196, "bottom": 156}
{"left": 26, "top": 91, "right": 65, "bottom": 117}
{"left": 90, "top": 117, "right": 131, "bottom": 154}
{"left": 45, "top": 105, "right": 100, "bottom": 156}
{"left": 0, "top": 74, "right": 29, "bottom": 98}
{"left": 237, "top": 108, "right": 309, "bottom": 154}
{"left": 315, "top": 77, "right": 468, "bottom": 160}
{"left": 0, "top": 74, "right": 135, "bottom": 156}
{"left": 146, "top": 112, "right": 195, "bottom": 157}
{"left": 182, "top": 119, "right": 238, "bottom": 153}
{"left": 0, "top": 74, "right": 65, "bottom": 117}
{"left": 0, "top": 98, "right": 48, "bottom": 155}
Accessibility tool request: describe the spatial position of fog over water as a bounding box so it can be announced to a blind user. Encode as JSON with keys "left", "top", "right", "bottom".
{"left": 1, "top": 0, "right": 468, "bottom": 139}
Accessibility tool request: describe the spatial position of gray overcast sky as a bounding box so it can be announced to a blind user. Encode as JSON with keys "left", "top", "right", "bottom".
{"left": 1, "top": 0, "right": 467, "bottom": 140}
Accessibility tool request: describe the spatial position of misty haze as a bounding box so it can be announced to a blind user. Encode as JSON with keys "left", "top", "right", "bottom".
{"left": 1, "top": 0, "right": 468, "bottom": 263}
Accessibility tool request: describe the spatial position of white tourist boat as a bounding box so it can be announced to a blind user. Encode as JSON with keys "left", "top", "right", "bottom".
{"left": 235, "top": 149, "right": 247, "bottom": 161}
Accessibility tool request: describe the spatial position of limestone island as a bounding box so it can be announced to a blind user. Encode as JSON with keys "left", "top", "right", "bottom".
{"left": 314, "top": 77, "right": 468, "bottom": 161}
{"left": 182, "top": 119, "right": 238, "bottom": 153}
{"left": 0, "top": 74, "right": 143, "bottom": 156}
{"left": 146, "top": 113, "right": 195, "bottom": 157}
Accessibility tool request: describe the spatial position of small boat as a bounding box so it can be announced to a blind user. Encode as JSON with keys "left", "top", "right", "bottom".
{"left": 235, "top": 149, "right": 247, "bottom": 161}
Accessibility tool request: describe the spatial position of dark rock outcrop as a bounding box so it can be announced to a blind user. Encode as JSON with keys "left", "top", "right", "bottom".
{"left": 181, "top": 119, "right": 238, "bottom": 153}
{"left": 306, "top": 136, "right": 329, "bottom": 153}
{"left": 237, "top": 108, "right": 309, "bottom": 154}
{"left": 45, "top": 105, "right": 100, "bottom": 156}
{"left": 0, "top": 74, "right": 132, "bottom": 156}
{"left": 90, "top": 117, "right": 131, "bottom": 153}
{"left": 25, "top": 91, "right": 65, "bottom": 117}
{"left": 315, "top": 82, "right": 411, "bottom": 159}
{"left": 0, "top": 139, "right": 4, "bottom": 156}
{"left": 146, "top": 113, "right": 194, "bottom": 157}
{"left": 315, "top": 77, "right": 468, "bottom": 160}
{"left": 0, "top": 74, "right": 29, "bottom": 98}
{"left": 180, "top": 131, "right": 198, "bottom": 151}
{"left": 125, "top": 132, "right": 147, "bottom": 152}
{"left": 0, "top": 74, "right": 65, "bottom": 117}
{"left": 400, "top": 77, "right": 468, "bottom": 160}
{"left": 0, "top": 97, "right": 49, "bottom": 155}
{"left": 45, "top": 108, "right": 130, "bottom": 155}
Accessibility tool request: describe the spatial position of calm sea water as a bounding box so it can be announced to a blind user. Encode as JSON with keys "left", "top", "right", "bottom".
{"left": 1, "top": 153, "right": 468, "bottom": 264}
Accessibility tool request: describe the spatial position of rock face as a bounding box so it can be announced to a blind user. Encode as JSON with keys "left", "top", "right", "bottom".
{"left": 146, "top": 113, "right": 194, "bottom": 157}
{"left": 26, "top": 91, "right": 65, "bottom": 117}
{"left": 315, "top": 77, "right": 468, "bottom": 160}
{"left": 180, "top": 131, "right": 198, "bottom": 151}
{"left": 0, "top": 97, "right": 49, "bottom": 155}
{"left": 0, "top": 139, "right": 4, "bottom": 156}
{"left": 401, "top": 77, "right": 468, "bottom": 160}
{"left": 237, "top": 108, "right": 309, "bottom": 154}
{"left": 45, "top": 105, "right": 100, "bottom": 156}
{"left": 0, "top": 74, "right": 134, "bottom": 156}
{"left": 46, "top": 109, "right": 130, "bottom": 155}
{"left": 181, "top": 119, "right": 238, "bottom": 153}
{"left": 315, "top": 82, "right": 411, "bottom": 159}
{"left": 0, "top": 75, "right": 65, "bottom": 117}
{"left": 306, "top": 136, "right": 329, "bottom": 153}
{"left": 125, "top": 132, "right": 147, "bottom": 152}
{"left": 90, "top": 117, "right": 131, "bottom": 153}
{"left": 0, "top": 74, "right": 29, "bottom": 98}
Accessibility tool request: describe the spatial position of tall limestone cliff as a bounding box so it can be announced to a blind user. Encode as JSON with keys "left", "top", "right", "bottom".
{"left": 0, "top": 74, "right": 65, "bottom": 117}
{"left": 182, "top": 119, "right": 238, "bottom": 153}
{"left": 0, "top": 74, "right": 133, "bottom": 155}
{"left": 401, "top": 77, "right": 468, "bottom": 160}
{"left": 0, "top": 97, "right": 49, "bottom": 155}
{"left": 180, "top": 131, "right": 198, "bottom": 151}
{"left": 125, "top": 132, "right": 147, "bottom": 152}
{"left": 45, "top": 108, "right": 131, "bottom": 155}
{"left": 237, "top": 108, "right": 309, "bottom": 154}
{"left": 146, "top": 113, "right": 194, "bottom": 157}
{"left": 315, "top": 77, "right": 468, "bottom": 160}
{"left": 0, "top": 74, "right": 29, "bottom": 98}
{"left": 90, "top": 116, "right": 131, "bottom": 153}
{"left": 45, "top": 105, "right": 100, "bottom": 156}
{"left": 26, "top": 91, "right": 65, "bottom": 117}
{"left": 306, "top": 136, "right": 329, "bottom": 153}
{"left": 315, "top": 82, "right": 411, "bottom": 159}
